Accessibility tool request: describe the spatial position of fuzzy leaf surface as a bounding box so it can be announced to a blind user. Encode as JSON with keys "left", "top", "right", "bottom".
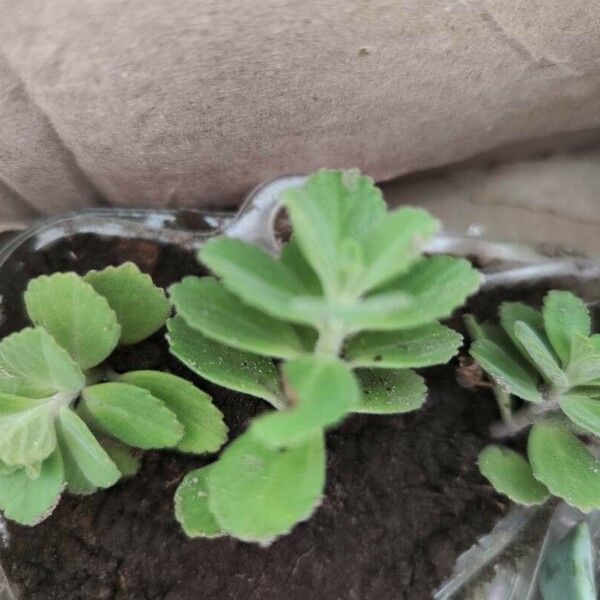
{"left": 280, "top": 236, "right": 322, "bottom": 296}
{"left": 119, "top": 370, "right": 227, "bottom": 454}
{"left": 559, "top": 394, "right": 600, "bottom": 438}
{"left": 207, "top": 431, "right": 326, "bottom": 543}
{"left": 499, "top": 302, "right": 544, "bottom": 354}
{"left": 84, "top": 262, "right": 171, "bottom": 345}
{"left": 25, "top": 273, "right": 120, "bottom": 369}
{"left": 355, "top": 368, "right": 426, "bottom": 414}
{"left": 566, "top": 335, "right": 600, "bottom": 386}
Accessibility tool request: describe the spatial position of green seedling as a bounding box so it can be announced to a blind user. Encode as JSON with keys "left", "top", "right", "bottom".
{"left": 467, "top": 290, "right": 600, "bottom": 510}
{"left": 0, "top": 263, "right": 227, "bottom": 525}
{"left": 168, "top": 169, "right": 481, "bottom": 544}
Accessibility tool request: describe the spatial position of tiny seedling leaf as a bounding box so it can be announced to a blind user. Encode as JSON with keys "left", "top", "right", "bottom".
{"left": 0, "top": 450, "right": 64, "bottom": 526}
{"left": 543, "top": 290, "right": 591, "bottom": 365}
{"left": 82, "top": 383, "right": 184, "bottom": 449}
{"left": 528, "top": 422, "right": 600, "bottom": 511}
{"left": 280, "top": 236, "right": 322, "bottom": 296}
{"left": 84, "top": 262, "right": 171, "bottom": 345}
{"left": 175, "top": 465, "right": 222, "bottom": 538}
{"left": 559, "top": 394, "right": 600, "bottom": 438}
{"left": 471, "top": 339, "right": 542, "bottom": 403}
{"left": 170, "top": 276, "right": 305, "bottom": 359}
{"left": 478, "top": 445, "right": 549, "bottom": 506}
{"left": 25, "top": 273, "right": 121, "bottom": 369}
{"left": 250, "top": 356, "right": 360, "bottom": 448}
{"left": 346, "top": 322, "right": 462, "bottom": 369}
{"left": 119, "top": 370, "right": 227, "bottom": 454}
{"left": 499, "top": 302, "right": 544, "bottom": 354}
{"left": 355, "top": 368, "right": 427, "bottom": 414}
{"left": 167, "top": 316, "right": 283, "bottom": 408}
{"left": 102, "top": 439, "right": 140, "bottom": 479}
{"left": 207, "top": 431, "right": 326, "bottom": 544}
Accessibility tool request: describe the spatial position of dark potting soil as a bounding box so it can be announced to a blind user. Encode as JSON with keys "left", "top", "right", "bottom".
{"left": 0, "top": 232, "right": 518, "bottom": 600}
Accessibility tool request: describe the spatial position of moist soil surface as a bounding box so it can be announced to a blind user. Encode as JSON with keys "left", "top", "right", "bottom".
{"left": 0, "top": 232, "right": 518, "bottom": 600}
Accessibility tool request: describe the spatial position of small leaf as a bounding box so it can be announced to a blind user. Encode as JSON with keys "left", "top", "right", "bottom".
{"left": 0, "top": 450, "right": 64, "bottom": 525}
{"left": 499, "top": 301, "right": 544, "bottom": 354}
{"left": 200, "top": 237, "right": 319, "bottom": 326}
{"left": 175, "top": 465, "right": 222, "bottom": 538}
{"left": 566, "top": 335, "right": 600, "bottom": 386}
{"left": 56, "top": 407, "right": 120, "bottom": 488}
{"left": 25, "top": 273, "right": 121, "bottom": 369}
{"left": 0, "top": 392, "right": 46, "bottom": 414}
{"left": 513, "top": 321, "right": 569, "bottom": 389}
{"left": 119, "top": 370, "right": 227, "bottom": 454}
{"left": 559, "top": 394, "right": 600, "bottom": 437}
{"left": 543, "top": 290, "right": 591, "bottom": 365}
{"left": 355, "top": 369, "right": 426, "bottom": 414}
{"left": 170, "top": 276, "right": 305, "bottom": 359}
{"left": 528, "top": 423, "right": 600, "bottom": 511}
{"left": 251, "top": 357, "right": 359, "bottom": 448}
{"left": 82, "top": 383, "right": 183, "bottom": 449}
{"left": 167, "top": 316, "right": 283, "bottom": 408}
{"left": 207, "top": 431, "right": 326, "bottom": 544}
{"left": 346, "top": 322, "right": 462, "bottom": 368}
{"left": 471, "top": 339, "right": 543, "bottom": 403}
{"left": 479, "top": 445, "right": 549, "bottom": 506}
{"left": 102, "top": 440, "right": 140, "bottom": 479}
{"left": 0, "top": 327, "right": 85, "bottom": 397}
{"left": 280, "top": 236, "right": 322, "bottom": 296}
{"left": 84, "top": 262, "right": 171, "bottom": 345}
{"left": 0, "top": 403, "right": 56, "bottom": 469}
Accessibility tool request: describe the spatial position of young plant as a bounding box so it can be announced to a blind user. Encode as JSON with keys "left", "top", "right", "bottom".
{"left": 168, "top": 169, "right": 481, "bottom": 544}
{"left": 466, "top": 290, "right": 600, "bottom": 510}
{"left": 0, "top": 262, "right": 227, "bottom": 526}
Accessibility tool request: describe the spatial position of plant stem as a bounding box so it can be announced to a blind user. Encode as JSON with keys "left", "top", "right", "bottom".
{"left": 315, "top": 320, "right": 346, "bottom": 356}
{"left": 490, "top": 399, "right": 560, "bottom": 438}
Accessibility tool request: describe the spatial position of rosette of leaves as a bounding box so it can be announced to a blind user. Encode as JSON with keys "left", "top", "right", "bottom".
{"left": 0, "top": 262, "right": 227, "bottom": 526}
{"left": 467, "top": 290, "right": 600, "bottom": 511}
{"left": 168, "top": 169, "right": 481, "bottom": 544}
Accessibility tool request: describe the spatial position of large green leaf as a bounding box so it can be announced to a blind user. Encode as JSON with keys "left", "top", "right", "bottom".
{"left": 25, "top": 273, "right": 121, "bottom": 369}
{"left": 56, "top": 407, "right": 120, "bottom": 488}
{"left": 346, "top": 322, "right": 462, "bottom": 368}
{"left": 0, "top": 450, "right": 64, "bottom": 525}
{"left": 119, "top": 370, "right": 227, "bottom": 454}
{"left": 281, "top": 169, "right": 386, "bottom": 294}
{"left": 471, "top": 338, "right": 543, "bottom": 403}
{"left": 513, "top": 321, "right": 569, "bottom": 390}
{"left": 170, "top": 276, "right": 304, "bottom": 359}
{"left": 559, "top": 394, "right": 600, "bottom": 437}
{"left": 175, "top": 465, "right": 222, "bottom": 538}
{"left": 250, "top": 356, "right": 359, "bottom": 448}
{"left": 207, "top": 431, "right": 326, "bottom": 544}
{"left": 355, "top": 369, "right": 427, "bottom": 414}
{"left": 543, "top": 290, "right": 591, "bottom": 366}
{"left": 82, "top": 383, "right": 183, "bottom": 449}
{"left": 200, "top": 237, "right": 319, "bottom": 325}
{"left": 0, "top": 392, "right": 46, "bottom": 415}
{"left": 0, "top": 327, "right": 85, "bottom": 397}
{"left": 167, "top": 317, "right": 284, "bottom": 408}
{"left": 0, "top": 403, "right": 56, "bottom": 469}
{"left": 528, "top": 423, "right": 600, "bottom": 511}
{"left": 84, "top": 262, "right": 171, "bottom": 345}
{"left": 479, "top": 445, "right": 549, "bottom": 506}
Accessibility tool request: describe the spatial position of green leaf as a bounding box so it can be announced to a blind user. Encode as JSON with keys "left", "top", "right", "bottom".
{"left": 170, "top": 276, "right": 304, "bottom": 359}
{"left": 355, "top": 368, "right": 427, "bottom": 414}
{"left": 56, "top": 407, "right": 120, "bottom": 488}
{"left": 200, "top": 237, "right": 319, "bottom": 326}
{"left": 0, "top": 392, "right": 46, "bottom": 415}
{"left": 471, "top": 338, "right": 543, "bottom": 403}
{"left": 528, "top": 422, "right": 600, "bottom": 511}
{"left": 84, "top": 262, "right": 171, "bottom": 345}
{"left": 566, "top": 335, "right": 600, "bottom": 386}
{"left": 513, "top": 321, "right": 569, "bottom": 389}
{"left": 543, "top": 290, "right": 591, "bottom": 365}
{"left": 0, "top": 450, "right": 64, "bottom": 525}
{"left": 499, "top": 301, "right": 544, "bottom": 353}
{"left": 0, "top": 403, "right": 56, "bottom": 469}
{"left": 362, "top": 256, "right": 481, "bottom": 330}
{"left": 281, "top": 169, "right": 386, "bottom": 293}
{"left": 478, "top": 445, "right": 549, "bottom": 506}
{"left": 119, "top": 370, "right": 227, "bottom": 454}
{"left": 346, "top": 322, "right": 462, "bottom": 368}
{"left": 175, "top": 465, "right": 222, "bottom": 538}
{"left": 559, "top": 394, "right": 600, "bottom": 437}
{"left": 359, "top": 207, "right": 439, "bottom": 292}
{"left": 102, "top": 439, "right": 140, "bottom": 479}
{"left": 250, "top": 357, "right": 359, "bottom": 448}
{"left": 207, "top": 431, "right": 326, "bottom": 544}
{"left": 81, "top": 383, "right": 183, "bottom": 449}
{"left": 167, "top": 316, "right": 283, "bottom": 408}
{"left": 25, "top": 273, "right": 121, "bottom": 369}
{"left": 0, "top": 327, "right": 85, "bottom": 397}
{"left": 280, "top": 236, "right": 322, "bottom": 296}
